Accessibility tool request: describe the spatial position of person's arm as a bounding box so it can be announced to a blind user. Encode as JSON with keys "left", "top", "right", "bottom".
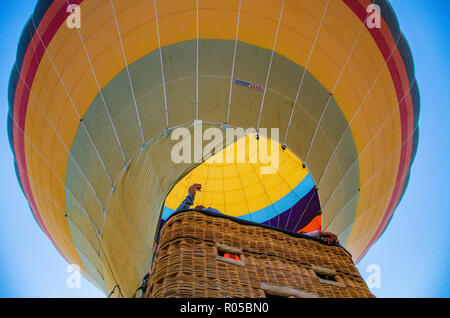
{"left": 303, "top": 230, "right": 340, "bottom": 245}
{"left": 174, "top": 184, "right": 202, "bottom": 213}
{"left": 174, "top": 193, "right": 194, "bottom": 212}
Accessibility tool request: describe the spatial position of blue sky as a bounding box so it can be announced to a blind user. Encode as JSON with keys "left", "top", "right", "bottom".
{"left": 0, "top": 1, "right": 448, "bottom": 297}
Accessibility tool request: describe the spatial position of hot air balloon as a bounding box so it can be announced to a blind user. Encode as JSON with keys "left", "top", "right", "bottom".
{"left": 7, "top": 0, "right": 419, "bottom": 297}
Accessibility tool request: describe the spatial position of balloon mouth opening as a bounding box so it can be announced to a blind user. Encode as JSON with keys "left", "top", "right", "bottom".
{"left": 161, "top": 133, "right": 321, "bottom": 234}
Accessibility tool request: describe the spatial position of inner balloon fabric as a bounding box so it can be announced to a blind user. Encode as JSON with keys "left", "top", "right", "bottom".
{"left": 161, "top": 134, "right": 321, "bottom": 234}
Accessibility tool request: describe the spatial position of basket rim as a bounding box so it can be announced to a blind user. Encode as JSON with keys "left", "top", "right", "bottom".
{"left": 165, "top": 209, "right": 352, "bottom": 258}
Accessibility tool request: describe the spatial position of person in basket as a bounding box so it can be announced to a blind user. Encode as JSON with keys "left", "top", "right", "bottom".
{"left": 175, "top": 184, "right": 340, "bottom": 246}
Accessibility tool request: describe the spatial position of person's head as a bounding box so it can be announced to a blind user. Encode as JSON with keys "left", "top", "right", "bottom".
{"left": 195, "top": 205, "right": 205, "bottom": 210}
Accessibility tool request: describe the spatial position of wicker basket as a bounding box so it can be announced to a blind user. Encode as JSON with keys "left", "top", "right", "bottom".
{"left": 145, "top": 210, "right": 374, "bottom": 298}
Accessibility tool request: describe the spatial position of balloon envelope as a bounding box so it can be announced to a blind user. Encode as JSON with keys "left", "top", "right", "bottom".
{"left": 8, "top": 0, "right": 419, "bottom": 296}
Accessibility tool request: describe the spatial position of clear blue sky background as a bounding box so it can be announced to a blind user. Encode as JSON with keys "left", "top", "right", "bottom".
{"left": 0, "top": 1, "right": 448, "bottom": 298}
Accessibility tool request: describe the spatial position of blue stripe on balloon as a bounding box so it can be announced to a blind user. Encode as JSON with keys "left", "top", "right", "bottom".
{"left": 161, "top": 173, "right": 315, "bottom": 223}
{"left": 237, "top": 173, "right": 315, "bottom": 223}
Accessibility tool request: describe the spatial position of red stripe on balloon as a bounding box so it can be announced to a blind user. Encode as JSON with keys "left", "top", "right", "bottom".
{"left": 13, "top": 0, "right": 84, "bottom": 264}
{"left": 343, "top": 0, "right": 415, "bottom": 263}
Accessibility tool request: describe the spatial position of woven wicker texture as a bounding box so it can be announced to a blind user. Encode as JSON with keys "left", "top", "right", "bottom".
{"left": 145, "top": 211, "right": 374, "bottom": 298}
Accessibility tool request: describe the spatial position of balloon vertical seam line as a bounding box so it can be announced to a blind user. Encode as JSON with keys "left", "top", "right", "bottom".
{"left": 241, "top": 140, "right": 277, "bottom": 225}
{"left": 305, "top": 21, "right": 365, "bottom": 163}
{"left": 29, "top": 17, "right": 81, "bottom": 118}
{"left": 227, "top": 0, "right": 241, "bottom": 124}
{"left": 317, "top": 31, "right": 403, "bottom": 189}
{"left": 266, "top": 150, "right": 307, "bottom": 230}
{"left": 65, "top": 0, "right": 127, "bottom": 165}
{"left": 277, "top": 152, "right": 285, "bottom": 229}
{"left": 329, "top": 148, "right": 414, "bottom": 252}
{"left": 317, "top": 17, "right": 404, "bottom": 186}
{"left": 201, "top": 158, "right": 213, "bottom": 207}
{"left": 256, "top": 0, "right": 285, "bottom": 132}
{"left": 347, "top": 155, "right": 415, "bottom": 251}
{"left": 196, "top": 0, "right": 199, "bottom": 121}
{"left": 7, "top": 110, "right": 118, "bottom": 290}
{"left": 79, "top": 123, "right": 114, "bottom": 186}
{"left": 14, "top": 64, "right": 69, "bottom": 156}
{"left": 29, "top": 16, "right": 115, "bottom": 188}
{"left": 221, "top": 162, "right": 227, "bottom": 212}
{"left": 25, "top": 24, "right": 68, "bottom": 153}
{"left": 320, "top": 77, "right": 416, "bottom": 210}
{"left": 103, "top": 121, "right": 230, "bottom": 213}
{"left": 283, "top": 0, "right": 330, "bottom": 147}
{"left": 13, "top": 45, "right": 107, "bottom": 215}
{"left": 325, "top": 125, "right": 416, "bottom": 233}
{"left": 276, "top": 170, "right": 312, "bottom": 230}
{"left": 284, "top": 206, "right": 294, "bottom": 232}
{"left": 22, "top": 163, "right": 106, "bottom": 282}
{"left": 291, "top": 190, "right": 317, "bottom": 233}
{"left": 106, "top": 188, "right": 156, "bottom": 255}
{"left": 267, "top": 86, "right": 335, "bottom": 152}
{"left": 234, "top": 159, "right": 252, "bottom": 222}
{"left": 153, "top": 0, "right": 169, "bottom": 128}
{"left": 110, "top": 0, "right": 145, "bottom": 145}
{"left": 11, "top": 88, "right": 107, "bottom": 244}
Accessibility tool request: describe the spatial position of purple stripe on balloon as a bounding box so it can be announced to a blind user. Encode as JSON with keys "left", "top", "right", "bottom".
{"left": 262, "top": 187, "right": 321, "bottom": 232}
